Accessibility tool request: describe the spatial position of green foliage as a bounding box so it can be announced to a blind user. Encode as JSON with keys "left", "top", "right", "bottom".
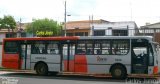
{"left": 0, "top": 18, "right": 2, "bottom": 29}
{"left": 26, "top": 18, "right": 62, "bottom": 36}
{"left": 0, "top": 15, "right": 16, "bottom": 32}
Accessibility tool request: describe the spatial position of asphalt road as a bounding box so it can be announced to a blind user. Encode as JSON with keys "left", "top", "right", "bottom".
{"left": 0, "top": 71, "right": 129, "bottom": 84}
{"left": 0, "top": 71, "right": 160, "bottom": 84}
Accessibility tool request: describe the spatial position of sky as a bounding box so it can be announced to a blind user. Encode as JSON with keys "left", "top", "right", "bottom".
{"left": 0, "top": 0, "right": 160, "bottom": 27}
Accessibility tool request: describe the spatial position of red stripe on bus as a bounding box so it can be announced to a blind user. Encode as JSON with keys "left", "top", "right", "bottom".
{"left": 3, "top": 36, "right": 80, "bottom": 41}
{"left": 63, "top": 60, "right": 74, "bottom": 72}
{"left": 63, "top": 60, "right": 67, "bottom": 72}
{"left": 153, "top": 66, "right": 158, "bottom": 74}
{"left": 74, "top": 55, "right": 87, "bottom": 73}
{"left": 2, "top": 54, "right": 20, "bottom": 69}
{"left": 69, "top": 60, "right": 74, "bottom": 72}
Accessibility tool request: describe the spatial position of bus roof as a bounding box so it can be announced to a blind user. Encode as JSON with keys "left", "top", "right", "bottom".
{"left": 3, "top": 36, "right": 79, "bottom": 41}
{"left": 79, "top": 36, "right": 153, "bottom": 40}
{"left": 3, "top": 36, "right": 153, "bottom": 41}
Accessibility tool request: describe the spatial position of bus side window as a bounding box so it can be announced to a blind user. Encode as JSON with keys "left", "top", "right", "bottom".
{"left": 87, "top": 49, "right": 92, "bottom": 54}
{"left": 50, "top": 49, "right": 56, "bottom": 54}
{"left": 5, "top": 41, "right": 18, "bottom": 53}
{"left": 112, "top": 40, "right": 129, "bottom": 55}
{"left": 97, "top": 49, "right": 101, "bottom": 54}
{"left": 47, "top": 42, "right": 59, "bottom": 54}
{"left": 42, "top": 47, "right": 47, "bottom": 54}
{"left": 76, "top": 41, "right": 86, "bottom": 55}
{"left": 77, "top": 49, "right": 85, "bottom": 54}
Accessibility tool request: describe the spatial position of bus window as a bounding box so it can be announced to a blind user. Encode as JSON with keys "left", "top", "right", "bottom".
{"left": 132, "top": 47, "right": 147, "bottom": 65}
{"left": 76, "top": 41, "right": 86, "bottom": 54}
{"left": 48, "top": 43, "right": 59, "bottom": 54}
{"left": 86, "top": 41, "right": 93, "bottom": 55}
{"left": 101, "top": 41, "right": 111, "bottom": 55}
{"left": 31, "top": 41, "right": 59, "bottom": 54}
{"left": 112, "top": 40, "right": 130, "bottom": 55}
{"left": 76, "top": 40, "right": 93, "bottom": 55}
{"left": 94, "top": 42, "right": 101, "bottom": 54}
{"left": 4, "top": 41, "right": 18, "bottom": 54}
{"left": 31, "top": 42, "right": 44, "bottom": 54}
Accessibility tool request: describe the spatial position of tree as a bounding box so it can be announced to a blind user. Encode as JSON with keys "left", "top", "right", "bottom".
{"left": 0, "top": 15, "right": 16, "bottom": 32}
{"left": 25, "top": 18, "right": 62, "bottom": 37}
{"left": 0, "top": 18, "right": 2, "bottom": 30}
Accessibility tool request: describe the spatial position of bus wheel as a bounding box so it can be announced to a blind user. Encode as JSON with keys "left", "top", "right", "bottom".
{"left": 35, "top": 63, "right": 48, "bottom": 76}
{"left": 111, "top": 65, "right": 127, "bottom": 79}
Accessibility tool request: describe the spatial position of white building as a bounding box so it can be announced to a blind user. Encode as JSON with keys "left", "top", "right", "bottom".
{"left": 92, "top": 21, "right": 138, "bottom": 36}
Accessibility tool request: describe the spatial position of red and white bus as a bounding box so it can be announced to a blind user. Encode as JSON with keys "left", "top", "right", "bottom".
{"left": 2, "top": 36, "right": 159, "bottom": 79}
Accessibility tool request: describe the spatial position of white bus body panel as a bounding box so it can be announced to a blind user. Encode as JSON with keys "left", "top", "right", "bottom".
{"left": 148, "top": 66, "right": 154, "bottom": 74}
{"left": 86, "top": 52, "right": 131, "bottom": 74}
{"left": 30, "top": 54, "right": 61, "bottom": 72}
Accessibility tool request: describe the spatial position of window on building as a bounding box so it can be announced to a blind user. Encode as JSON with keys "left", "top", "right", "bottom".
{"left": 85, "top": 32, "right": 88, "bottom": 36}
{"left": 75, "top": 32, "right": 84, "bottom": 36}
{"left": 67, "top": 33, "right": 73, "bottom": 36}
{"left": 112, "top": 30, "right": 128, "bottom": 36}
{"left": 94, "top": 30, "right": 105, "bottom": 36}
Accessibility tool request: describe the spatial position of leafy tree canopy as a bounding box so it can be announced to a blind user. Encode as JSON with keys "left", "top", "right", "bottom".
{"left": 26, "top": 18, "right": 62, "bottom": 36}
{"left": 0, "top": 15, "right": 16, "bottom": 32}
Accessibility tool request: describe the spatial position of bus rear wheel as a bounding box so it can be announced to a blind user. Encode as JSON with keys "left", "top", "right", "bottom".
{"left": 111, "top": 65, "right": 127, "bottom": 79}
{"left": 35, "top": 63, "right": 48, "bottom": 76}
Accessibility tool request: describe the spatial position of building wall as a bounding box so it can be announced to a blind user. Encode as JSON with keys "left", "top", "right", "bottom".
{"left": 0, "top": 34, "right": 6, "bottom": 42}
{"left": 66, "top": 20, "right": 109, "bottom": 36}
{"left": 147, "top": 24, "right": 160, "bottom": 28}
{"left": 67, "top": 29, "right": 90, "bottom": 36}
{"left": 93, "top": 21, "right": 137, "bottom": 36}
{"left": 155, "top": 33, "right": 160, "bottom": 44}
{"left": 0, "top": 33, "right": 5, "bottom": 67}
{"left": 140, "top": 22, "right": 160, "bottom": 44}
{"left": 0, "top": 33, "right": 6, "bottom": 67}
{"left": 141, "top": 23, "right": 160, "bottom": 28}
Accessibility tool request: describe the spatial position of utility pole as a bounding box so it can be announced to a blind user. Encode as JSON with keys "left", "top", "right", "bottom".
{"left": 91, "top": 15, "right": 94, "bottom": 36}
{"left": 19, "top": 18, "right": 22, "bottom": 37}
{"left": 20, "top": 18, "right": 22, "bottom": 29}
{"left": 129, "top": 0, "right": 133, "bottom": 21}
{"left": 64, "top": 0, "right": 67, "bottom": 36}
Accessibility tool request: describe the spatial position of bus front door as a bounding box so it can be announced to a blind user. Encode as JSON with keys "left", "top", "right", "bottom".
{"left": 131, "top": 42, "right": 148, "bottom": 74}
{"left": 62, "top": 43, "right": 75, "bottom": 72}
{"left": 20, "top": 44, "right": 31, "bottom": 70}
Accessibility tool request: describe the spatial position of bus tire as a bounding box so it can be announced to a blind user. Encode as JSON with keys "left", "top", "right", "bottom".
{"left": 35, "top": 63, "right": 48, "bottom": 76}
{"left": 111, "top": 65, "right": 127, "bottom": 79}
